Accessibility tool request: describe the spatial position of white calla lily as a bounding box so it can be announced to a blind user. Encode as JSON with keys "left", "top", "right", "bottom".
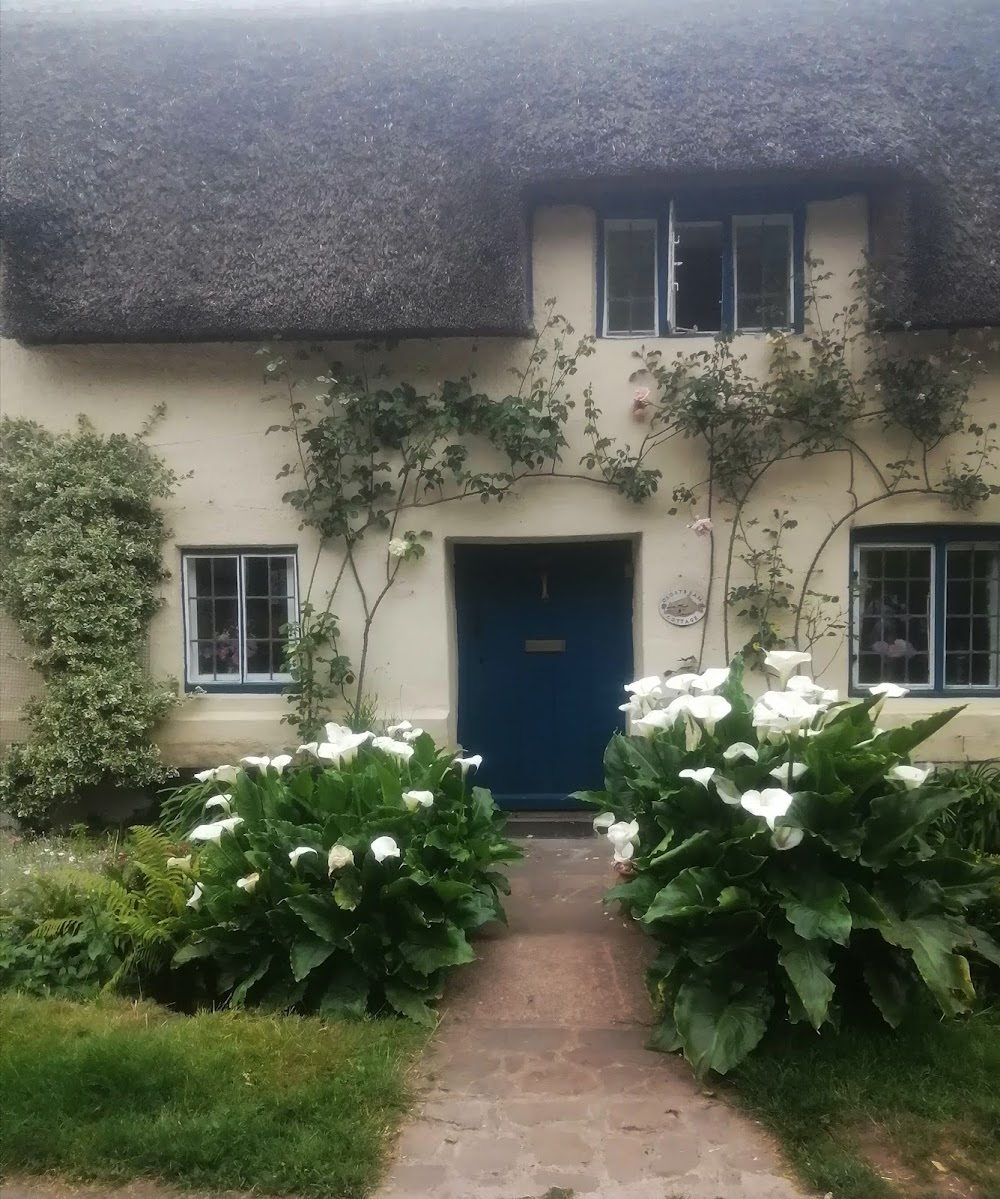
{"left": 723, "top": 741, "right": 759, "bottom": 763}
{"left": 593, "top": 812, "right": 616, "bottom": 832}
{"left": 166, "top": 855, "right": 192, "bottom": 871}
{"left": 309, "top": 728, "right": 375, "bottom": 766}
{"left": 371, "top": 736, "right": 415, "bottom": 762}
{"left": 768, "top": 761, "right": 808, "bottom": 786}
{"left": 403, "top": 789, "right": 435, "bottom": 811}
{"left": 242, "top": 753, "right": 294, "bottom": 774}
{"left": 613, "top": 843, "right": 635, "bottom": 864}
{"left": 370, "top": 835, "right": 401, "bottom": 863}
{"left": 752, "top": 690, "right": 821, "bottom": 739}
{"left": 186, "top": 883, "right": 203, "bottom": 909}
{"left": 327, "top": 844, "right": 355, "bottom": 874}
{"left": 869, "top": 681, "right": 909, "bottom": 719}
{"left": 685, "top": 693, "right": 732, "bottom": 736}
{"left": 387, "top": 720, "right": 413, "bottom": 735}
{"left": 453, "top": 754, "right": 483, "bottom": 776}
{"left": 662, "top": 672, "right": 701, "bottom": 694}
{"left": 188, "top": 816, "right": 244, "bottom": 843}
{"left": 739, "top": 787, "right": 795, "bottom": 828}
{"left": 679, "top": 767, "right": 715, "bottom": 789}
{"left": 401, "top": 728, "right": 424, "bottom": 742}
{"left": 624, "top": 675, "right": 666, "bottom": 697}
{"left": 204, "top": 795, "right": 232, "bottom": 813}
{"left": 886, "top": 763, "right": 933, "bottom": 790}
{"left": 606, "top": 820, "right": 639, "bottom": 859}
{"left": 632, "top": 707, "right": 679, "bottom": 737}
{"left": 763, "top": 649, "right": 813, "bottom": 688}
{"left": 712, "top": 775, "right": 743, "bottom": 805}
{"left": 689, "top": 667, "right": 731, "bottom": 694}
{"left": 195, "top": 764, "right": 240, "bottom": 785}
{"left": 289, "top": 846, "right": 318, "bottom": 867}
{"left": 771, "top": 825, "right": 805, "bottom": 851}
{"left": 236, "top": 872, "right": 260, "bottom": 893}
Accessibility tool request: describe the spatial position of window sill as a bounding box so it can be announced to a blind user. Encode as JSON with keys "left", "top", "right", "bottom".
{"left": 185, "top": 683, "right": 288, "bottom": 695}
{"left": 848, "top": 688, "right": 1000, "bottom": 701}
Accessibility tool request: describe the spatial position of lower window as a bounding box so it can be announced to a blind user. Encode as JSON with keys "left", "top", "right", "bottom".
{"left": 182, "top": 550, "right": 298, "bottom": 688}
{"left": 852, "top": 527, "right": 1000, "bottom": 693}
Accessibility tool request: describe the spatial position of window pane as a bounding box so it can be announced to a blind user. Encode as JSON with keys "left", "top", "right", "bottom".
{"left": 674, "top": 222, "right": 723, "bottom": 332}
{"left": 211, "top": 556, "right": 238, "bottom": 596}
{"left": 268, "top": 556, "right": 292, "bottom": 597}
{"left": 244, "top": 556, "right": 270, "bottom": 596}
{"left": 944, "top": 543, "right": 999, "bottom": 687}
{"left": 605, "top": 222, "right": 657, "bottom": 334}
{"left": 856, "top": 545, "right": 932, "bottom": 686}
{"left": 735, "top": 217, "right": 792, "bottom": 329}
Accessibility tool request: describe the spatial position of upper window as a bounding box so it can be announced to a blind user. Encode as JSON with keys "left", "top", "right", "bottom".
{"left": 182, "top": 550, "right": 298, "bottom": 689}
{"left": 599, "top": 202, "right": 798, "bottom": 337}
{"left": 851, "top": 527, "right": 1000, "bottom": 694}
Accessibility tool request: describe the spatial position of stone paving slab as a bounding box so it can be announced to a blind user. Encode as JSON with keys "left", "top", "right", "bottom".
{"left": 378, "top": 838, "right": 812, "bottom": 1199}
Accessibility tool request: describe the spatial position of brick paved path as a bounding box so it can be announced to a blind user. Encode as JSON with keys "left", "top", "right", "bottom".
{"left": 377, "top": 837, "right": 811, "bottom": 1199}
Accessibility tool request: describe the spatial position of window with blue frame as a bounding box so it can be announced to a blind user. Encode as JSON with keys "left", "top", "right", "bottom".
{"left": 182, "top": 549, "right": 298, "bottom": 690}
{"left": 599, "top": 200, "right": 801, "bottom": 337}
{"left": 851, "top": 526, "right": 1000, "bottom": 695}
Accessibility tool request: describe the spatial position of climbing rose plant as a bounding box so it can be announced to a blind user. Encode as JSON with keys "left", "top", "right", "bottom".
{"left": 578, "top": 656, "right": 1000, "bottom": 1078}
{"left": 163, "top": 725, "right": 519, "bottom": 1024}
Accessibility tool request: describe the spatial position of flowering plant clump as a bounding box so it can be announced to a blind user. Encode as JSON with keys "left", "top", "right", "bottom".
{"left": 169, "top": 726, "right": 520, "bottom": 1024}
{"left": 579, "top": 654, "right": 1000, "bottom": 1077}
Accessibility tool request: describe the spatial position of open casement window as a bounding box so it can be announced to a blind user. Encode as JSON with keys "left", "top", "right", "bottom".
{"left": 851, "top": 528, "right": 1000, "bottom": 694}
{"left": 602, "top": 218, "right": 658, "bottom": 336}
{"left": 182, "top": 550, "right": 298, "bottom": 689}
{"left": 599, "top": 204, "right": 797, "bottom": 337}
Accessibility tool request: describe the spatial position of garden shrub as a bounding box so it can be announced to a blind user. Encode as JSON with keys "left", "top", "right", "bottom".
{"left": 0, "top": 827, "right": 193, "bottom": 1000}
{"left": 169, "top": 725, "right": 520, "bottom": 1024}
{"left": 579, "top": 655, "right": 1000, "bottom": 1078}
{"left": 934, "top": 761, "right": 1000, "bottom": 857}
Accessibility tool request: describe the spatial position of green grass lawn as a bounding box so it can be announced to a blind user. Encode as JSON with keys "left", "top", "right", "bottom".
{"left": 0, "top": 993, "right": 426, "bottom": 1198}
{"left": 727, "top": 1005, "right": 1000, "bottom": 1199}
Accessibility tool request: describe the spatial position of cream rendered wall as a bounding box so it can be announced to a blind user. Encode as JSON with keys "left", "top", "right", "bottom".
{"left": 1, "top": 194, "right": 998, "bottom": 766}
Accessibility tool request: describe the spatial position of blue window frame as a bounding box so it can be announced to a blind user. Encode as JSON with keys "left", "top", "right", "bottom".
{"left": 851, "top": 525, "right": 1000, "bottom": 696}
{"left": 596, "top": 195, "right": 805, "bottom": 338}
{"left": 181, "top": 549, "right": 298, "bottom": 693}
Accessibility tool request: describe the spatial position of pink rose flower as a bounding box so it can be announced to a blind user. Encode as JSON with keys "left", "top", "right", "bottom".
{"left": 688, "top": 516, "right": 713, "bottom": 537}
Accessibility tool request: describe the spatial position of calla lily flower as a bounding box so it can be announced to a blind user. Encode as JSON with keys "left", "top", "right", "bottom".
{"left": 869, "top": 681, "right": 909, "bottom": 719}
{"left": 887, "top": 763, "right": 933, "bottom": 790}
{"left": 241, "top": 754, "right": 293, "bottom": 774}
{"left": 387, "top": 720, "right": 413, "bottom": 735}
{"left": 662, "top": 672, "right": 702, "bottom": 694}
{"left": 371, "top": 736, "right": 415, "bottom": 762}
{"left": 689, "top": 667, "right": 731, "bottom": 694}
{"left": 204, "top": 795, "right": 232, "bottom": 813}
{"left": 403, "top": 789, "right": 435, "bottom": 811}
{"left": 784, "top": 676, "right": 826, "bottom": 702}
{"left": 188, "top": 816, "right": 244, "bottom": 843}
{"left": 166, "top": 855, "right": 192, "bottom": 871}
{"left": 327, "top": 844, "right": 355, "bottom": 873}
{"left": 186, "top": 883, "right": 203, "bottom": 909}
{"left": 624, "top": 676, "right": 666, "bottom": 697}
{"left": 752, "top": 691, "right": 821, "bottom": 740}
{"left": 195, "top": 764, "right": 240, "bottom": 785}
{"left": 632, "top": 708, "right": 680, "bottom": 737}
{"left": 613, "top": 844, "right": 634, "bottom": 864}
{"left": 769, "top": 761, "right": 808, "bottom": 785}
{"left": 679, "top": 767, "right": 715, "bottom": 789}
{"left": 740, "top": 787, "right": 795, "bottom": 828}
{"left": 236, "top": 872, "right": 260, "bottom": 893}
{"left": 453, "top": 754, "right": 483, "bottom": 776}
{"left": 723, "top": 741, "right": 759, "bottom": 763}
{"left": 289, "top": 846, "right": 318, "bottom": 867}
{"left": 402, "top": 728, "right": 424, "bottom": 742}
{"left": 593, "top": 812, "right": 616, "bottom": 832}
{"left": 607, "top": 819, "right": 639, "bottom": 852}
{"left": 763, "top": 649, "right": 813, "bottom": 688}
{"left": 370, "top": 835, "right": 401, "bottom": 863}
{"left": 712, "top": 775, "right": 742, "bottom": 805}
{"left": 685, "top": 693, "right": 732, "bottom": 736}
{"left": 771, "top": 825, "right": 805, "bottom": 851}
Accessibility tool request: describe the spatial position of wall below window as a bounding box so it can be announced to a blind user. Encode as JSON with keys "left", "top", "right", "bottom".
{"left": 1, "top": 193, "right": 998, "bottom": 768}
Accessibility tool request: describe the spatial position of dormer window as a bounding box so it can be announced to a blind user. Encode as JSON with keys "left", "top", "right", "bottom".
{"left": 598, "top": 199, "right": 801, "bottom": 337}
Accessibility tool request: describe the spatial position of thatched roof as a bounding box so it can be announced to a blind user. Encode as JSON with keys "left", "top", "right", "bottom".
{"left": 1, "top": 0, "right": 998, "bottom": 344}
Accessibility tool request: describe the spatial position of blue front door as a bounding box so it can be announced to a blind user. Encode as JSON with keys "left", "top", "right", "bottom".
{"left": 454, "top": 540, "right": 634, "bottom": 809}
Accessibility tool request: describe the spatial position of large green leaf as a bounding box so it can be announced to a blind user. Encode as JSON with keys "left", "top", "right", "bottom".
{"left": 285, "top": 895, "right": 345, "bottom": 944}
{"left": 867, "top": 707, "right": 965, "bottom": 757}
{"left": 290, "top": 936, "right": 336, "bottom": 982}
{"left": 384, "top": 979, "right": 437, "bottom": 1026}
{"left": 686, "top": 912, "right": 760, "bottom": 966}
{"left": 862, "top": 788, "right": 964, "bottom": 867}
{"left": 778, "top": 875, "right": 852, "bottom": 946}
{"left": 863, "top": 949, "right": 916, "bottom": 1028}
{"left": 230, "top": 955, "right": 273, "bottom": 1006}
{"left": 967, "top": 925, "right": 1000, "bottom": 968}
{"left": 333, "top": 871, "right": 362, "bottom": 912}
{"left": 786, "top": 790, "right": 863, "bottom": 860}
{"left": 319, "top": 966, "right": 369, "bottom": 1019}
{"left": 879, "top": 906, "right": 975, "bottom": 1017}
{"left": 641, "top": 868, "right": 724, "bottom": 926}
{"left": 673, "top": 973, "right": 773, "bottom": 1077}
{"left": 647, "top": 1010, "right": 683, "bottom": 1053}
{"left": 649, "top": 830, "right": 720, "bottom": 873}
{"left": 604, "top": 873, "right": 665, "bottom": 913}
{"left": 399, "top": 924, "right": 475, "bottom": 975}
{"left": 845, "top": 880, "right": 889, "bottom": 929}
{"left": 773, "top": 921, "right": 835, "bottom": 1030}
{"left": 903, "top": 855, "right": 1000, "bottom": 907}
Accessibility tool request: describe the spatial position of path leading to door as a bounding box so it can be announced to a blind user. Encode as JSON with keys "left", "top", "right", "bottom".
{"left": 378, "top": 838, "right": 810, "bottom": 1199}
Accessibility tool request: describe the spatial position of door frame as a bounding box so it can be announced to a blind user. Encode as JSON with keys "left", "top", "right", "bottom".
{"left": 447, "top": 533, "right": 641, "bottom": 794}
